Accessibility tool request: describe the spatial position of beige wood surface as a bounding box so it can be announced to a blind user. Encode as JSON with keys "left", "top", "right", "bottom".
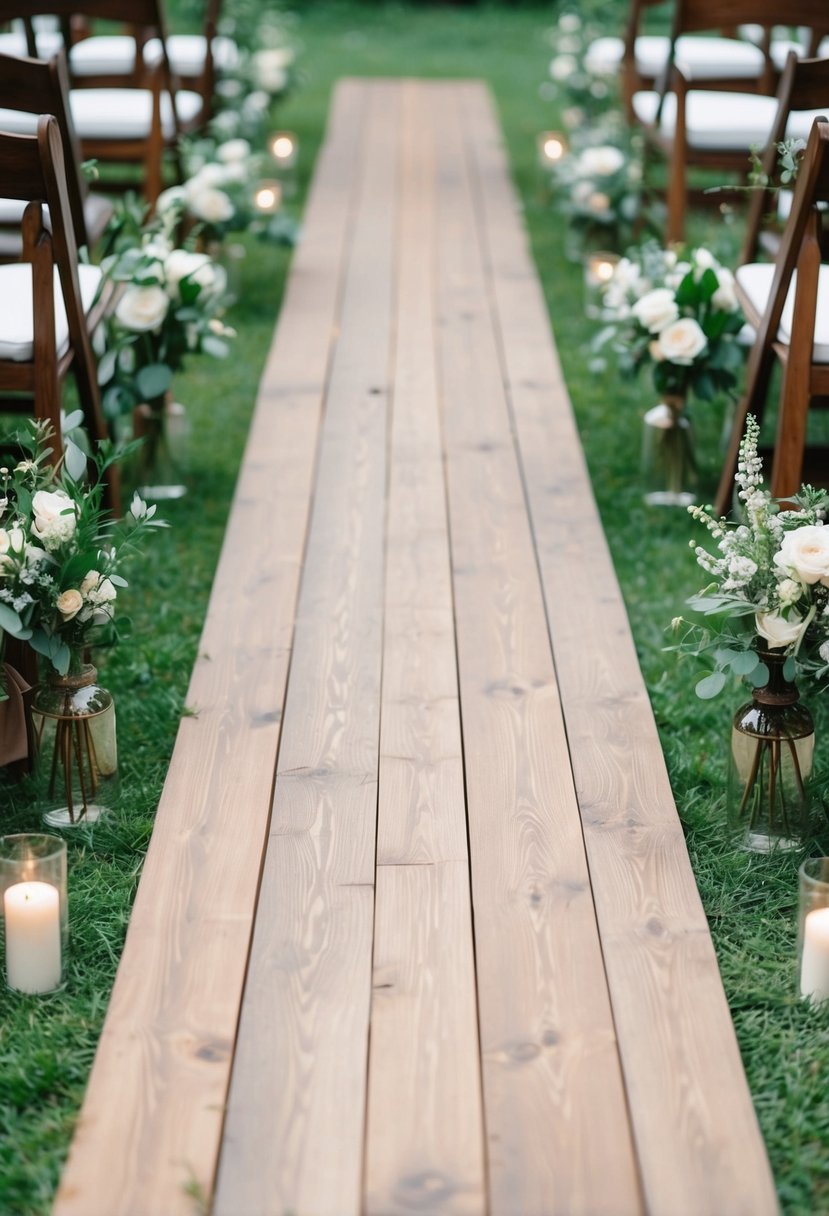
{"left": 54, "top": 77, "right": 777, "bottom": 1216}
{"left": 455, "top": 82, "right": 779, "bottom": 1216}
{"left": 52, "top": 80, "right": 369, "bottom": 1216}
{"left": 213, "top": 81, "right": 400, "bottom": 1216}
{"left": 363, "top": 81, "right": 486, "bottom": 1216}
{"left": 432, "top": 82, "right": 643, "bottom": 1216}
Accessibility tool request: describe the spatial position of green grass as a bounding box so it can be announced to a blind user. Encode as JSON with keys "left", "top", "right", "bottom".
{"left": 1, "top": 4, "right": 828, "bottom": 1212}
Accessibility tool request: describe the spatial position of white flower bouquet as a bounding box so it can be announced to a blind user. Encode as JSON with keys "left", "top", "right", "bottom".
{"left": 598, "top": 241, "right": 745, "bottom": 403}
{"left": 543, "top": 10, "right": 617, "bottom": 126}
{"left": 0, "top": 420, "right": 167, "bottom": 676}
{"left": 674, "top": 415, "right": 829, "bottom": 697}
{"left": 97, "top": 230, "right": 234, "bottom": 420}
{"left": 552, "top": 129, "right": 648, "bottom": 254}
{"left": 157, "top": 136, "right": 261, "bottom": 245}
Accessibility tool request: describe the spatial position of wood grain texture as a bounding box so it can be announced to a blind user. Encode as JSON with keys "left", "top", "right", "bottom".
{"left": 457, "top": 82, "right": 779, "bottom": 1216}
{"left": 364, "top": 81, "right": 486, "bottom": 1216}
{"left": 52, "top": 80, "right": 369, "bottom": 1216}
{"left": 433, "top": 82, "right": 643, "bottom": 1216}
{"left": 212, "top": 81, "right": 400, "bottom": 1216}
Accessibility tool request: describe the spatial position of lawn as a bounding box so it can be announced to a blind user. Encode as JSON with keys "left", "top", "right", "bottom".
{"left": 0, "top": 4, "right": 827, "bottom": 1213}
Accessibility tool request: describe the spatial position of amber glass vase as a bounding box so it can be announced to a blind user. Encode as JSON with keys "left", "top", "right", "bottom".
{"left": 728, "top": 645, "right": 817, "bottom": 852}
{"left": 31, "top": 658, "right": 118, "bottom": 827}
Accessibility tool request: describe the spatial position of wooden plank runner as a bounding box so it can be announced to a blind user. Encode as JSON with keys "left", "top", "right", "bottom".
{"left": 212, "top": 80, "right": 401, "bottom": 1216}
{"left": 53, "top": 81, "right": 370, "bottom": 1216}
{"left": 456, "top": 82, "right": 779, "bottom": 1216}
{"left": 432, "top": 82, "right": 643, "bottom": 1215}
{"left": 363, "top": 80, "right": 486, "bottom": 1216}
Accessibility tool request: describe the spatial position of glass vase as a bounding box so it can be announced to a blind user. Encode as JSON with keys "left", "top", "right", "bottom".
{"left": 728, "top": 646, "right": 817, "bottom": 852}
{"left": 134, "top": 393, "right": 190, "bottom": 501}
{"left": 31, "top": 661, "right": 118, "bottom": 827}
{"left": 641, "top": 395, "right": 697, "bottom": 507}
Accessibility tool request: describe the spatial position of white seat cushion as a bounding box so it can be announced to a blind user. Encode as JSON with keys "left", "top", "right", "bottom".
{"left": 737, "top": 262, "right": 829, "bottom": 362}
{"left": 67, "top": 33, "right": 240, "bottom": 77}
{"left": 631, "top": 90, "right": 824, "bottom": 150}
{"left": 69, "top": 87, "right": 203, "bottom": 139}
{"left": 69, "top": 35, "right": 137, "bottom": 76}
{"left": 0, "top": 28, "right": 63, "bottom": 58}
{"left": 144, "top": 34, "right": 240, "bottom": 75}
{"left": 584, "top": 34, "right": 767, "bottom": 82}
{"left": 0, "top": 262, "right": 101, "bottom": 361}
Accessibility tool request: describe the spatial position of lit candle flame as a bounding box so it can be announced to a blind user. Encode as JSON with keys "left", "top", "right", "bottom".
{"left": 254, "top": 181, "right": 282, "bottom": 214}
{"left": 271, "top": 135, "right": 295, "bottom": 160}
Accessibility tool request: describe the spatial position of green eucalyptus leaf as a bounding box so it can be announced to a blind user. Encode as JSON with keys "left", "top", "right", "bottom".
{"left": 731, "top": 651, "right": 761, "bottom": 676}
{"left": 136, "top": 363, "right": 173, "bottom": 400}
{"left": 783, "top": 656, "right": 797, "bottom": 682}
{"left": 0, "top": 604, "right": 23, "bottom": 635}
{"left": 696, "top": 671, "right": 726, "bottom": 699}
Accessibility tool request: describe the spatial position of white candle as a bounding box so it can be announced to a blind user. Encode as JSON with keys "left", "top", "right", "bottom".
{"left": 800, "top": 906, "right": 829, "bottom": 1006}
{"left": 4, "top": 880, "right": 62, "bottom": 994}
{"left": 585, "top": 253, "right": 619, "bottom": 289}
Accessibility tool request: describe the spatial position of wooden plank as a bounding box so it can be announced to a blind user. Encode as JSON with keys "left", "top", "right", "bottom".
{"left": 52, "top": 80, "right": 370, "bottom": 1216}
{"left": 212, "top": 81, "right": 400, "bottom": 1216}
{"left": 363, "top": 81, "right": 486, "bottom": 1216}
{"left": 457, "top": 82, "right": 779, "bottom": 1216}
{"left": 432, "top": 82, "right": 643, "bottom": 1216}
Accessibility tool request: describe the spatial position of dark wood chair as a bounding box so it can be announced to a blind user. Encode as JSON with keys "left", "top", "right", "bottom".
{"left": 0, "top": 49, "right": 113, "bottom": 260}
{"left": 715, "top": 115, "right": 829, "bottom": 514}
{"left": 0, "top": 1, "right": 206, "bottom": 203}
{"left": 0, "top": 115, "right": 118, "bottom": 510}
{"left": 631, "top": 0, "right": 829, "bottom": 241}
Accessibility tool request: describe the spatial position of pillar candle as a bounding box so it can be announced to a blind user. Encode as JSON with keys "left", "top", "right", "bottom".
{"left": 4, "top": 880, "right": 62, "bottom": 994}
{"left": 800, "top": 906, "right": 829, "bottom": 1006}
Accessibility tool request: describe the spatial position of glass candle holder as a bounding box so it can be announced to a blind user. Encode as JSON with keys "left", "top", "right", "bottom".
{"left": 268, "top": 130, "right": 298, "bottom": 170}
{"left": 0, "top": 834, "right": 67, "bottom": 994}
{"left": 253, "top": 179, "right": 283, "bottom": 216}
{"left": 798, "top": 857, "right": 829, "bottom": 1007}
{"left": 537, "top": 130, "right": 568, "bottom": 170}
{"left": 583, "top": 250, "right": 620, "bottom": 319}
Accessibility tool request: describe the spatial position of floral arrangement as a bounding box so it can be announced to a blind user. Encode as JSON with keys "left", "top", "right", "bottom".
{"left": 552, "top": 130, "right": 648, "bottom": 253}
{"left": 97, "top": 228, "right": 234, "bottom": 420}
{"left": 542, "top": 11, "right": 617, "bottom": 128}
{"left": 0, "top": 420, "right": 167, "bottom": 677}
{"left": 673, "top": 415, "right": 829, "bottom": 697}
{"left": 157, "top": 137, "right": 259, "bottom": 244}
{"left": 597, "top": 242, "right": 746, "bottom": 402}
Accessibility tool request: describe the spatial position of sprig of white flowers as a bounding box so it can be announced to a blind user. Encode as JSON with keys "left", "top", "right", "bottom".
{"left": 672, "top": 416, "right": 829, "bottom": 697}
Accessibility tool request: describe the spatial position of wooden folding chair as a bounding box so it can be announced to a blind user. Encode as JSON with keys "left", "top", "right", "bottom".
{"left": 0, "top": 116, "right": 118, "bottom": 510}
{"left": 0, "top": 49, "right": 113, "bottom": 260}
{"left": 715, "top": 116, "right": 829, "bottom": 515}
{"left": 0, "top": 1, "right": 206, "bottom": 203}
{"left": 632, "top": 0, "right": 829, "bottom": 241}
{"left": 741, "top": 52, "right": 829, "bottom": 263}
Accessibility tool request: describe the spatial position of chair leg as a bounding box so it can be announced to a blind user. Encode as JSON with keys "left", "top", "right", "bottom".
{"left": 770, "top": 363, "right": 811, "bottom": 502}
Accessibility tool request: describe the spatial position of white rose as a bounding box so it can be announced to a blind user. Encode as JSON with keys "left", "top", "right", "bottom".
{"left": 558, "top": 13, "right": 581, "bottom": 32}
{"left": 755, "top": 610, "right": 805, "bottom": 649}
{"left": 56, "top": 588, "right": 83, "bottom": 620}
{"left": 142, "top": 234, "right": 172, "bottom": 261}
{"left": 188, "top": 162, "right": 226, "bottom": 189}
{"left": 774, "top": 525, "right": 829, "bottom": 586}
{"left": 632, "top": 288, "right": 679, "bottom": 334}
{"left": 188, "top": 187, "right": 234, "bottom": 225}
{"left": 549, "top": 53, "right": 577, "bottom": 81}
{"left": 216, "top": 138, "right": 250, "bottom": 164}
{"left": 115, "top": 285, "right": 169, "bottom": 332}
{"left": 164, "top": 250, "right": 223, "bottom": 300}
{"left": 578, "top": 145, "right": 625, "bottom": 177}
{"left": 712, "top": 267, "right": 739, "bottom": 313}
{"left": 31, "top": 490, "right": 76, "bottom": 549}
{"left": 86, "top": 576, "right": 117, "bottom": 606}
{"left": 253, "top": 49, "right": 291, "bottom": 91}
{"left": 155, "top": 185, "right": 187, "bottom": 217}
{"left": 656, "top": 317, "right": 708, "bottom": 364}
